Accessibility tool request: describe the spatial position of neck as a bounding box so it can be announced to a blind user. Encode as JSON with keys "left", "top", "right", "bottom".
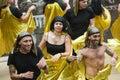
{"left": 19, "top": 49, "right": 30, "bottom": 54}
{"left": 53, "top": 31, "right": 61, "bottom": 36}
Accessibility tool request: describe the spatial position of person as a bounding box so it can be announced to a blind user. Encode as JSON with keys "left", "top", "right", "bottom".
{"left": 37, "top": 16, "right": 72, "bottom": 80}
{"left": 59, "top": 27, "right": 118, "bottom": 80}
{"left": 63, "top": 0, "right": 95, "bottom": 55}
{"left": 0, "top": 0, "right": 36, "bottom": 56}
{"left": 43, "top": 0, "right": 71, "bottom": 33}
{"left": 90, "top": 0, "right": 111, "bottom": 41}
{"left": 7, "top": 31, "right": 49, "bottom": 80}
{"left": 108, "top": 3, "right": 120, "bottom": 72}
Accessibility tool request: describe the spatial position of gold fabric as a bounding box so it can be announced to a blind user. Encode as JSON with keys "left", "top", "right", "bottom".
{"left": 108, "top": 39, "right": 120, "bottom": 72}
{"left": 37, "top": 41, "right": 72, "bottom": 80}
{"left": 58, "top": 60, "right": 85, "bottom": 80}
{"left": 58, "top": 60, "right": 111, "bottom": 80}
{"left": 44, "top": 2, "right": 65, "bottom": 33}
{"left": 90, "top": 64, "right": 112, "bottom": 80}
{"left": 111, "top": 14, "right": 120, "bottom": 41}
{"left": 72, "top": 32, "right": 86, "bottom": 54}
{"left": 94, "top": 7, "right": 111, "bottom": 41}
{"left": 37, "top": 56, "right": 68, "bottom": 80}
{"left": 0, "top": 7, "right": 36, "bottom": 56}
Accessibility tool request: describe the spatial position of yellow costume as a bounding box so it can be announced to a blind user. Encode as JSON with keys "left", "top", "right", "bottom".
{"left": 72, "top": 7, "right": 111, "bottom": 54}
{"left": 108, "top": 13, "right": 120, "bottom": 72}
{"left": 0, "top": 7, "right": 36, "bottom": 56}
{"left": 37, "top": 57, "right": 68, "bottom": 80}
{"left": 58, "top": 60, "right": 111, "bottom": 80}
{"left": 94, "top": 7, "right": 111, "bottom": 41}
{"left": 44, "top": 2, "right": 65, "bottom": 33}
{"left": 111, "top": 14, "right": 120, "bottom": 40}
{"left": 108, "top": 39, "right": 120, "bottom": 72}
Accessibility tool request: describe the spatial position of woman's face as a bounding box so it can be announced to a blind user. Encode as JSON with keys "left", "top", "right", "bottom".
{"left": 54, "top": 21, "right": 63, "bottom": 33}
{"left": 79, "top": 0, "right": 88, "bottom": 9}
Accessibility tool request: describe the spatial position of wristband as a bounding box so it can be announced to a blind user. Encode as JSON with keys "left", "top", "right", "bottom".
{"left": 43, "top": 65, "right": 47, "bottom": 70}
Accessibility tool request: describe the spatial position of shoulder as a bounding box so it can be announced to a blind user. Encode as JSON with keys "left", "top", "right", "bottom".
{"left": 101, "top": 42, "right": 108, "bottom": 48}
{"left": 78, "top": 47, "right": 86, "bottom": 55}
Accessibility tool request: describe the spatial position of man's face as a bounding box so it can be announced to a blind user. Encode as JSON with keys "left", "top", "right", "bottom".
{"left": 88, "top": 33, "right": 101, "bottom": 45}
{"left": 18, "top": 36, "right": 33, "bottom": 53}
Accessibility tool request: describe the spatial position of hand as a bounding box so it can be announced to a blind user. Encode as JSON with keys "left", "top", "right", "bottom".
{"left": 118, "top": 4, "right": 120, "bottom": 13}
{"left": 29, "top": 5, "right": 36, "bottom": 11}
{"left": 63, "top": 0, "right": 69, "bottom": 4}
{"left": 52, "top": 53, "right": 61, "bottom": 62}
{"left": 111, "top": 57, "right": 116, "bottom": 66}
{"left": 67, "top": 56, "right": 77, "bottom": 62}
{"left": 37, "top": 57, "right": 47, "bottom": 69}
{"left": 22, "top": 71, "right": 34, "bottom": 79}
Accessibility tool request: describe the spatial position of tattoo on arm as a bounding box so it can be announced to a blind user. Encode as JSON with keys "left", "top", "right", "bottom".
{"left": 106, "top": 48, "right": 113, "bottom": 56}
{"left": 9, "top": 65, "right": 17, "bottom": 78}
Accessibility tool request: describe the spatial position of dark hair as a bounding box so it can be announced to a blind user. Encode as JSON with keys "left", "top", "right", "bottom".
{"left": 50, "top": 16, "right": 69, "bottom": 32}
{"left": 90, "top": 0, "right": 103, "bottom": 15}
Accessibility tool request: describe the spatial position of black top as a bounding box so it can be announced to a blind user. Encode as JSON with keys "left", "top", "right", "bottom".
{"left": 7, "top": 47, "right": 43, "bottom": 80}
{"left": 46, "top": 42, "right": 65, "bottom": 55}
{"left": 9, "top": 6, "right": 22, "bottom": 18}
{"left": 64, "top": 7, "right": 95, "bottom": 40}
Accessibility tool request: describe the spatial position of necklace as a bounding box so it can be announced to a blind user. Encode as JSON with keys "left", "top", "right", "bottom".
{"left": 52, "top": 35, "right": 61, "bottom": 44}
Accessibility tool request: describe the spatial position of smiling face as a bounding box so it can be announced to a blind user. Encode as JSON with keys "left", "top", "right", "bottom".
{"left": 54, "top": 21, "right": 63, "bottom": 33}
{"left": 18, "top": 36, "right": 33, "bottom": 53}
{"left": 88, "top": 33, "right": 101, "bottom": 46}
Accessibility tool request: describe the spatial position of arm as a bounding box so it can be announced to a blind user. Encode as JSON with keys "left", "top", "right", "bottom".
{"left": 90, "top": 18, "right": 95, "bottom": 27}
{"left": 52, "top": 35, "right": 72, "bottom": 61}
{"left": 61, "top": 35, "right": 71, "bottom": 56}
{"left": 20, "top": 5, "right": 36, "bottom": 22}
{"left": 37, "top": 57, "right": 49, "bottom": 74}
{"left": 117, "top": 3, "right": 120, "bottom": 13}
{"left": 9, "top": 65, "right": 21, "bottom": 80}
{"left": 62, "top": 0, "right": 71, "bottom": 13}
{"left": 105, "top": 44, "right": 118, "bottom": 65}
{"left": 39, "top": 33, "right": 47, "bottom": 50}
{"left": 9, "top": 65, "right": 34, "bottom": 79}
{"left": 14, "top": 0, "right": 19, "bottom": 8}
{"left": 66, "top": 49, "right": 83, "bottom": 63}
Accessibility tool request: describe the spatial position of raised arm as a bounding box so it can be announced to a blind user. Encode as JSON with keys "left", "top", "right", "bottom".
{"left": 62, "top": 0, "right": 71, "bottom": 13}
{"left": 20, "top": 5, "right": 36, "bottom": 22}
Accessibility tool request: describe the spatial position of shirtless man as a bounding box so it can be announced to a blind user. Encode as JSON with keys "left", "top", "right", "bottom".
{"left": 67, "top": 27, "right": 118, "bottom": 80}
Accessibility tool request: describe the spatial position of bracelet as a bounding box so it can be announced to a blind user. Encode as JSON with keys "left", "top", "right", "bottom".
{"left": 59, "top": 53, "right": 62, "bottom": 57}
{"left": 66, "top": 57, "right": 71, "bottom": 63}
{"left": 43, "top": 65, "right": 47, "bottom": 70}
{"left": 19, "top": 73, "right": 24, "bottom": 78}
{"left": 113, "top": 57, "right": 118, "bottom": 60}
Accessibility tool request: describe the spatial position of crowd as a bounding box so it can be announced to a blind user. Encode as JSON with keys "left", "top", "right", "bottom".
{"left": 0, "top": 0, "right": 120, "bottom": 80}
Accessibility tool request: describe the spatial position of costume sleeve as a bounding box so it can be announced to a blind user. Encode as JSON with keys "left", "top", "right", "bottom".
{"left": 37, "top": 47, "right": 43, "bottom": 60}
{"left": 7, "top": 54, "right": 15, "bottom": 65}
{"left": 9, "top": 6, "right": 22, "bottom": 18}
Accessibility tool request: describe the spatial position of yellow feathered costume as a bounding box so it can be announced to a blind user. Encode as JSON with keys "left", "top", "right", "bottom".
{"left": 0, "top": 7, "right": 36, "bottom": 56}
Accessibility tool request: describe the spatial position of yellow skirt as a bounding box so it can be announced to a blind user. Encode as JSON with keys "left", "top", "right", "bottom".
{"left": 37, "top": 57, "right": 68, "bottom": 80}
{"left": 90, "top": 64, "right": 112, "bottom": 80}
{"left": 58, "top": 60, "right": 85, "bottom": 80}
